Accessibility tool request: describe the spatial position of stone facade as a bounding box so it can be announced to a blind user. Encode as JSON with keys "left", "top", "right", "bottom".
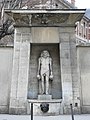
{"left": 7, "top": 9, "right": 85, "bottom": 115}
{"left": 1, "top": 0, "right": 90, "bottom": 115}
{"left": 1, "top": 8, "right": 90, "bottom": 115}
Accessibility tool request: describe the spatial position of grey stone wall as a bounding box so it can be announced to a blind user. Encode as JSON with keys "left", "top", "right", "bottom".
{"left": 77, "top": 46, "right": 90, "bottom": 113}
{"left": 0, "top": 47, "right": 13, "bottom": 113}
{"left": 9, "top": 27, "right": 31, "bottom": 114}
{"left": 31, "top": 27, "right": 59, "bottom": 43}
{"left": 59, "top": 27, "right": 80, "bottom": 114}
{"left": 28, "top": 44, "right": 62, "bottom": 99}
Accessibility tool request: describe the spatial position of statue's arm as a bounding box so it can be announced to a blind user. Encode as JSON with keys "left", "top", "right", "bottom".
{"left": 37, "top": 58, "right": 41, "bottom": 80}
{"left": 49, "top": 58, "right": 53, "bottom": 80}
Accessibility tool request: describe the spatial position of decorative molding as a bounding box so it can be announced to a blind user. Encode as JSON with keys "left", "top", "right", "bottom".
{"left": 31, "top": 13, "right": 69, "bottom": 25}
{"left": 13, "top": 14, "right": 29, "bottom": 26}
{"left": 9, "top": 10, "right": 85, "bottom": 26}
{"left": 13, "top": 13, "right": 69, "bottom": 26}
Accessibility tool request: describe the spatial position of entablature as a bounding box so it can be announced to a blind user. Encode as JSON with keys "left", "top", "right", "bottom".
{"left": 5, "top": 9, "right": 86, "bottom": 27}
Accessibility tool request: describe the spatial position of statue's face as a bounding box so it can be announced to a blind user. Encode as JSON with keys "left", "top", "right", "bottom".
{"left": 41, "top": 50, "right": 49, "bottom": 58}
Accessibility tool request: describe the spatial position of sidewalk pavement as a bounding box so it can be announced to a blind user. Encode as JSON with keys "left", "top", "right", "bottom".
{"left": 0, "top": 114, "right": 90, "bottom": 120}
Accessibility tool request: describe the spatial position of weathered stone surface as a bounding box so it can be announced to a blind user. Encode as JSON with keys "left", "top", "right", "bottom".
{"left": 38, "top": 95, "right": 52, "bottom": 100}
{"left": 31, "top": 27, "right": 59, "bottom": 43}
{"left": 77, "top": 47, "right": 90, "bottom": 113}
{"left": 27, "top": 99, "right": 63, "bottom": 115}
{"left": 59, "top": 26, "right": 80, "bottom": 114}
{"left": 0, "top": 47, "right": 13, "bottom": 113}
{"left": 9, "top": 27, "right": 31, "bottom": 114}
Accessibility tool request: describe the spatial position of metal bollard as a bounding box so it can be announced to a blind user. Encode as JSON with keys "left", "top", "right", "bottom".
{"left": 31, "top": 103, "right": 33, "bottom": 120}
{"left": 70, "top": 104, "right": 74, "bottom": 120}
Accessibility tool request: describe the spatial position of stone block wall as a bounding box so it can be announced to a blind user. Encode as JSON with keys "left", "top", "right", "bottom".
{"left": 59, "top": 27, "right": 80, "bottom": 114}
{"left": 7, "top": 26, "right": 80, "bottom": 115}
{"left": 9, "top": 27, "right": 31, "bottom": 114}
{"left": 77, "top": 46, "right": 90, "bottom": 113}
{"left": 0, "top": 47, "right": 13, "bottom": 113}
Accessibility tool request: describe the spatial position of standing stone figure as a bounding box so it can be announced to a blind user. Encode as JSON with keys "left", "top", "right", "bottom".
{"left": 37, "top": 50, "right": 53, "bottom": 95}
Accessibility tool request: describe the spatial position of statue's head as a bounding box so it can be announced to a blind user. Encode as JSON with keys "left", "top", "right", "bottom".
{"left": 41, "top": 50, "right": 50, "bottom": 58}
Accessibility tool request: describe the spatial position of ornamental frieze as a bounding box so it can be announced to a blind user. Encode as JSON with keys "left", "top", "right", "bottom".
{"left": 31, "top": 13, "right": 70, "bottom": 25}
{"left": 13, "top": 13, "right": 70, "bottom": 26}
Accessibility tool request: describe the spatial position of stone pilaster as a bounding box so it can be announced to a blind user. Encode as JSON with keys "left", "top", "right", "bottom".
{"left": 9, "top": 27, "right": 31, "bottom": 114}
{"left": 59, "top": 27, "right": 80, "bottom": 114}
{"left": 69, "top": 33, "right": 81, "bottom": 113}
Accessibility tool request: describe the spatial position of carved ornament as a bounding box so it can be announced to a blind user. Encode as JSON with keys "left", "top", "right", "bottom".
{"left": 31, "top": 13, "right": 69, "bottom": 25}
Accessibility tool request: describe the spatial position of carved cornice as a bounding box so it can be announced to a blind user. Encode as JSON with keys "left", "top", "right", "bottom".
{"left": 6, "top": 9, "right": 85, "bottom": 26}
{"left": 31, "top": 13, "right": 69, "bottom": 25}
{"left": 12, "top": 13, "right": 69, "bottom": 26}
{"left": 13, "top": 14, "right": 30, "bottom": 26}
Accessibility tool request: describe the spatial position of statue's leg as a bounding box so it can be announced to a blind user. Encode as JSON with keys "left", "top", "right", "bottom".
{"left": 46, "top": 76, "right": 49, "bottom": 95}
{"left": 41, "top": 76, "right": 44, "bottom": 94}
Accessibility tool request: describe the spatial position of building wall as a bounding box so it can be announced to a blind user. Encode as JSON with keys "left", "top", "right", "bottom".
{"left": 76, "top": 19, "right": 90, "bottom": 41}
{"left": 1, "top": 27, "right": 90, "bottom": 114}
{"left": 0, "top": 47, "right": 13, "bottom": 113}
{"left": 77, "top": 46, "right": 90, "bottom": 113}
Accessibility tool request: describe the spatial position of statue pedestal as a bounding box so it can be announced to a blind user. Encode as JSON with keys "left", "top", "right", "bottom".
{"left": 38, "top": 95, "right": 52, "bottom": 100}
{"left": 27, "top": 99, "right": 63, "bottom": 115}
